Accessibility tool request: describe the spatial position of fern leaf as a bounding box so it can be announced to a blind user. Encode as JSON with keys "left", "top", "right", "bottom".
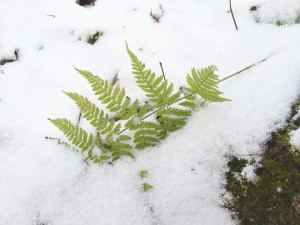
{"left": 106, "top": 134, "right": 134, "bottom": 161}
{"left": 117, "top": 99, "right": 139, "bottom": 121}
{"left": 126, "top": 43, "right": 181, "bottom": 108}
{"left": 186, "top": 66, "right": 230, "bottom": 102}
{"left": 124, "top": 102, "right": 150, "bottom": 129}
{"left": 48, "top": 118, "right": 95, "bottom": 153}
{"left": 159, "top": 107, "right": 192, "bottom": 117}
{"left": 112, "top": 150, "right": 135, "bottom": 162}
{"left": 179, "top": 95, "right": 197, "bottom": 110}
{"left": 50, "top": 46, "right": 233, "bottom": 164}
{"left": 155, "top": 105, "right": 192, "bottom": 138}
{"left": 74, "top": 68, "right": 138, "bottom": 120}
{"left": 133, "top": 121, "right": 160, "bottom": 149}
{"left": 93, "top": 155, "right": 111, "bottom": 164}
{"left": 124, "top": 109, "right": 161, "bottom": 149}
{"left": 63, "top": 92, "right": 115, "bottom": 133}
{"left": 143, "top": 183, "right": 154, "bottom": 191}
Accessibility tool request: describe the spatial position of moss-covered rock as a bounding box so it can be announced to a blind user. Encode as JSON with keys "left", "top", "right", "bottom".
{"left": 224, "top": 97, "right": 300, "bottom": 225}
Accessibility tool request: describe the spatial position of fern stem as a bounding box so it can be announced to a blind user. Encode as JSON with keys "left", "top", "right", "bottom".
{"left": 118, "top": 57, "right": 269, "bottom": 135}
{"left": 218, "top": 57, "right": 268, "bottom": 83}
{"left": 117, "top": 95, "right": 192, "bottom": 135}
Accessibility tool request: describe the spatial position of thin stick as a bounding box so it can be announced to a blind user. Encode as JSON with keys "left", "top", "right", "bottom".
{"left": 84, "top": 156, "right": 90, "bottom": 162}
{"left": 229, "top": 0, "right": 239, "bottom": 30}
{"left": 237, "top": 153, "right": 261, "bottom": 157}
{"left": 45, "top": 136, "right": 60, "bottom": 141}
{"left": 159, "top": 62, "right": 166, "bottom": 80}
{"left": 77, "top": 111, "right": 82, "bottom": 125}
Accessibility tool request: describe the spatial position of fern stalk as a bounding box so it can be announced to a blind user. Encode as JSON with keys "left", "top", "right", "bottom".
{"left": 218, "top": 57, "right": 269, "bottom": 83}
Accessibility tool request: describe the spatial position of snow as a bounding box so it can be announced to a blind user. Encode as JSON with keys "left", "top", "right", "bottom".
{"left": 291, "top": 128, "right": 300, "bottom": 149}
{"left": 0, "top": 0, "right": 300, "bottom": 224}
{"left": 241, "top": 164, "right": 257, "bottom": 182}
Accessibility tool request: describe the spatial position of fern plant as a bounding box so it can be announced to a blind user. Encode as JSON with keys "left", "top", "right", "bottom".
{"left": 49, "top": 43, "right": 230, "bottom": 164}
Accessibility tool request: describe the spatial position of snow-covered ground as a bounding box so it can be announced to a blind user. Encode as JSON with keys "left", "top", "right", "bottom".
{"left": 0, "top": 0, "right": 300, "bottom": 224}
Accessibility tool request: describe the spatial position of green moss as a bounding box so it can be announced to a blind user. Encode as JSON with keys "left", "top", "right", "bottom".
{"left": 227, "top": 156, "right": 247, "bottom": 173}
{"left": 224, "top": 97, "right": 300, "bottom": 225}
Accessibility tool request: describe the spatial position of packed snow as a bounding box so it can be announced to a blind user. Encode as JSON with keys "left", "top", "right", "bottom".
{"left": 291, "top": 128, "right": 300, "bottom": 149}
{"left": 0, "top": 0, "right": 300, "bottom": 225}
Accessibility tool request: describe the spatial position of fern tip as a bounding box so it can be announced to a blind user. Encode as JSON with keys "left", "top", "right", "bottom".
{"left": 62, "top": 90, "right": 70, "bottom": 95}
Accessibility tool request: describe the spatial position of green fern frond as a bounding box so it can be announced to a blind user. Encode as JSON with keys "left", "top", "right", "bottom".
{"left": 93, "top": 155, "right": 111, "bottom": 164}
{"left": 63, "top": 92, "right": 116, "bottom": 134}
{"left": 124, "top": 103, "right": 150, "bottom": 129}
{"left": 48, "top": 118, "right": 95, "bottom": 153}
{"left": 186, "top": 66, "right": 230, "bottom": 102}
{"left": 125, "top": 44, "right": 195, "bottom": 138}
{"left": 49, "top": 44, "right": 237, "bottom": 164}
{"left": 63, "top": 91, "right": 135, "bottom": 162}
{"left": 126, "top": 43, "right": 181, "bottom": 108}
{"left": 130, "top": 120, "right": 160, "bottom": 149}
{"left": 155, "top": 106, "right": 192, "bottom": 138}
{"left": 74, "top": 68, "right": 139, "bottom": 120}
{"left": 124, "top": 108, "right": 160, "bottom": 149}
{"left": 179, "top": 95, "right": 197, "bottom": 110}
{"left": 159, "top": 107, "right": 192, "bottom": 117}
{"left": 105, "top": 134, "right": 134, "bottom": 161}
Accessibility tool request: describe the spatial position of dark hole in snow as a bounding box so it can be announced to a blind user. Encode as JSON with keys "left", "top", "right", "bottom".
{"left": 76, "top": 0, "right": 96, "bottom": 6}
{"left": 150, "top": 5, "right": 164, "bottom": 23}
{"left": 249, "top": 6, "right": 257, "bottom": 11}
{"left": 87, "top": 31, "right": 103, "bottom": 45}
{"left": 0, "top": 49, "right": 19, "bottom": 66}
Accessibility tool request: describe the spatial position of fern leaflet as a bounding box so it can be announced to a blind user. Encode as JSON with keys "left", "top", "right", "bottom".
{"left": 186, "top": 66, "right": 230, "bottom": 102}
{"left": 126, "top": 43, "right": 181, "bottom": 108}
{"left": 48, "top": 118, "right": 95, "bottom": 156}
{"left": 64, "top": 92, "right": 116, "bottom": 134}
{"left": 75, "top": 68, "right": 139, "bottom": 120}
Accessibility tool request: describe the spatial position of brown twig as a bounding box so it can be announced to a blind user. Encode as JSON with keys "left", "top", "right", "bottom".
{"left": 229, "top": 0, "right": 239, "bottom": 30}
{"left": 84, "top": 156, "right": 90, "bottom": 163}
{"left": 45, "top": 136, "right": 60, "bottom": 141}
{"left": 77, "top": 112, "right": 82, "bottom": 125}
{"left": 159, "top": 62, "right": 166, "bottom": 80}
{"left": 112, "top": 73, "right": 119, "bottom": 86}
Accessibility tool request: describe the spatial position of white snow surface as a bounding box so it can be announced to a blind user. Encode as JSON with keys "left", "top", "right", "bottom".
{"left": 0, "top": 0, "right": 300, "bottom": 225}
{"left": 291, "top": 128, "right": 300, "bottom": 149}
{"left": 241, "top": 164, "right": 257, "bottom": 183}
